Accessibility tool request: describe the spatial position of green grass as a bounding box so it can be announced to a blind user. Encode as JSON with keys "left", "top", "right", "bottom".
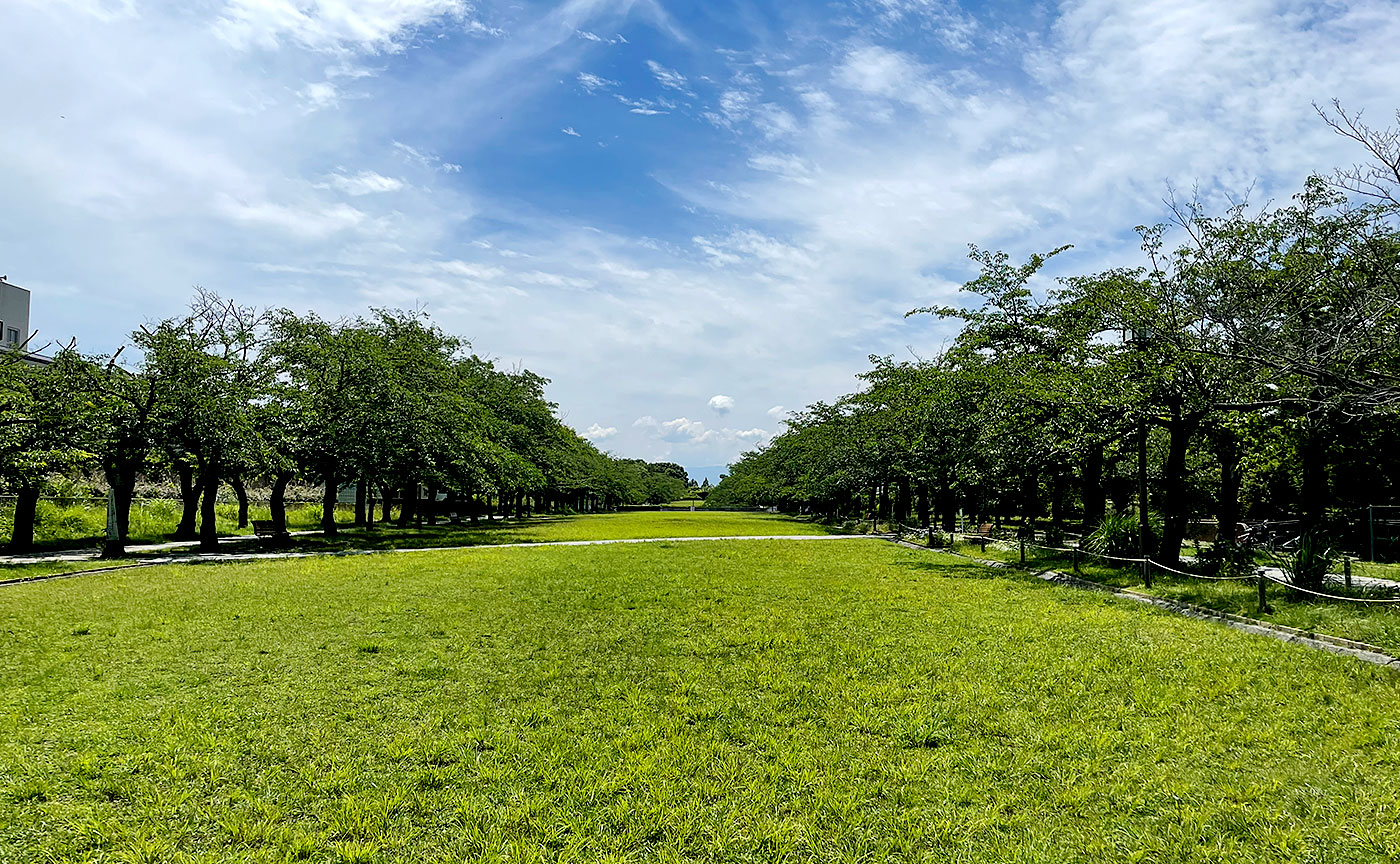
{"left": 3, "top": 538, "right": 1399, "bottom": 862}
{"left": 985, "top": 544, "right": 1400, "bottom": 658}
{"left": 0, "top": 560, "right": 144, "bottom": 582}
{"left": 0, "top": 499, "right": 343, "bottom": 552}
{"left": 141, "top": 510, "right": 842, "bottom": 557}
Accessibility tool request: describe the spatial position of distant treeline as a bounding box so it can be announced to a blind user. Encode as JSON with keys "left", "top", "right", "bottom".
{"left": 1, "top": 295, "right": 690, "bottom": 555}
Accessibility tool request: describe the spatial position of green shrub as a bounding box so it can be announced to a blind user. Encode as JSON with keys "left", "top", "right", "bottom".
{"left": 1083, "top": 510, "right": 1160, "bottom": 559}
{"left": 1269, "top": 531, "right": 1335, "bottom": 595}
{"left": 1197, "top": 539, "right": 1256, "bottom": 579}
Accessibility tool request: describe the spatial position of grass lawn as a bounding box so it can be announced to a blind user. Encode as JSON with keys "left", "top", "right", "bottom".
{"left": 980, "top": 543, "right": 1400, "bottom": 658}
{"left": 117, "top": 510, "right": 842, "bottom": 558}
{"left": 0, "top": 560, "right": 147, "bottom": 583}
{"left": 3, "top": 538, "right": 1399, "bottom": 862}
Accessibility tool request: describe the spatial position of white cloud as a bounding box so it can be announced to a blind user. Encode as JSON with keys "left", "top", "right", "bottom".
{"left": 583, "top": 422, "right": 618, "bottom": 440}
{"left": 577, "top": 72, "right": 617, "bottom": 92}
{"left": 299, "top": 80, "right": 341, "bottom": 111}
{"left": 213, "top": 0, "right": 475, "bottom": 54}
{"left": 562, "top": 126, "right": 581, "bottom": 136}
{"left": 322, "top": 170, "right": 404, "bottom": 195}
{"left": 392, "top": 140, "right": 462, "bottom": 172}
{"left": 766, "top": 405, "right": 786, "bottom": 420}
{"left": 708, "top": 394, "right": 734, "bottom": 414}
{"left": 646, "top": 59, "right": 692, "bottom": 94}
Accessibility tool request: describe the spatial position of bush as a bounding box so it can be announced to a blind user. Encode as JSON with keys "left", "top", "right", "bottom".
{"left": 1269, "top": 531, "right": 1335, "bottom": 595}
{"left": 1197, "top": 539, "right": 1256, "bottom": 580}
{"left": 1083, "top": 510, "right": 1160, "bottom": 559}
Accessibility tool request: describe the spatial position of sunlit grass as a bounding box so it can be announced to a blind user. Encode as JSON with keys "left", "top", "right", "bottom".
{"left": 992, "top": 544, "right": 1400, "bottom": 657}
{"left": 2, "top": 540, "right": 1398, "bottom": 862}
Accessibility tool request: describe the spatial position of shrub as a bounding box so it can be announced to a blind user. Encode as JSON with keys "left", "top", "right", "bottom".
{"left": 1083, "top": 510, "right": 1160, "bottom": 559}
{"left": 1269, "top": 530, "right": 1335, "bottom": 595}
{"left": 1197, "top": 539, "right": 1256, "bottom": 580}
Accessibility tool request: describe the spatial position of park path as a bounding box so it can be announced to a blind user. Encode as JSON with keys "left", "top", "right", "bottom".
{"left": 0, "top": 534, "right": 879, "bottom": 587}
{"left": 1256, "top": 565, "right": 1400, "bottom": 592}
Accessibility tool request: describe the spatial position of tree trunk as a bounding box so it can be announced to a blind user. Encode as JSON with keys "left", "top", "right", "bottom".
{"left": 382, "top": 487, "right": 394, "bottom": 525}
{"left": 321, "top": 466, "right": 339, "bottom": 535}
{"left": 1050, "top": 469, "right": 1066, "bottom": 529}
{"left": 229, "top": 474, "right": 249, "bottom": 529}
{"left": 199, "top": 467, "right": 220, "bottom": 552}
{"left": 1021, "top": 470, "right": 1039, "bottom": 532}
{"left": 398, "top": 484, "right": 415, "bottom": 528}
{"left": 174, "top": 462, "right": 199, "bottom": 540}
{"left": 366, "top": 483, "right": 376, "bottom": 528}
{"left": 114, "top": 467, "right": 133, "bottom": 543}
{"left": 939, "top": 480, "right": 956, "bottom": 532}
{"left": 6, "top": 485, "right": 40, "bottom": 553}
{"left": 101, "top": 484, "right": 124, "bottom": 559}
{"left": 1299, "top": 422, "right": 1330, "bottom": 536}
{"left": 1081, "top": 443, "right": 1105, "bottom": 534}
{"left": 1156, "top": 414, "right": 1201, "bottom": 568}
{"left": 270, "top": 471, "right": 291, "bottom": 534}
{"left": 354, "top": 480, "right": 367, "bottom": 526}
{"left": 1214, "top": 434, "right": 1241, "bottom": 544}
{"left": 100, "top": 461, "right": 136, "bottom": 558}
{"left": 918, "top": 481, "right": 931, "bottom": 531}
{"left": 425, "top": 483, "right": 439, "bottom": 526}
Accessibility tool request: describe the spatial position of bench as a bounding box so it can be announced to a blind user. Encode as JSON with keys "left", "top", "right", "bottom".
{"left": 962, "top": 523, "right": 995, "bottom": 552}
{"left": 251, "top": 519, "right": 289, "bottom": 542}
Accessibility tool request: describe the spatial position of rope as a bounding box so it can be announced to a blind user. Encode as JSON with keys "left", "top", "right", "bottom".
{"left": 1260, "top": 571, "right": 1400, "bottom": 604}
{"left": 1147, "top": 558, "right": 1256, "bottom": 581}
{"left": 1024, "top": 541, "right": 1257, "bottom": 581}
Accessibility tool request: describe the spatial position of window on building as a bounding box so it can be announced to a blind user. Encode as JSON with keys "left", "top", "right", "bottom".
{"left": 5, "top": 328, "right": 18, "bottom": 345}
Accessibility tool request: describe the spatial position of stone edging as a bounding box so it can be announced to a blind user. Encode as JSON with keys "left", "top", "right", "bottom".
{"left": 888, "top": 537, "right": 1400, "bottom": 670}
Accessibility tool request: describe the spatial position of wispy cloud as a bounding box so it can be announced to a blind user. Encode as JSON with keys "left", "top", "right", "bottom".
{"left": 212, "top": 0, "right": 481, "bottom": 53}
{"left": 646, "top": 59, "right": 692, "bottom": 95}
{"left": 321, "top": 170, "right": 405, "bottom": 195}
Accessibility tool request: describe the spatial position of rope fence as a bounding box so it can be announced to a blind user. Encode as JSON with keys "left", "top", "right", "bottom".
{"left": 896, "top": 523, "right": 1400, "bottom": 607}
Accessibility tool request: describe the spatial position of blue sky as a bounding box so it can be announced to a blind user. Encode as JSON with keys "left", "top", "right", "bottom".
{"left": 3, "top": 0, "right": 1399, "bottom": 479}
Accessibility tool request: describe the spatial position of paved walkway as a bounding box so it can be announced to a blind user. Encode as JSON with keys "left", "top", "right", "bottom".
{"left": 1257, "top": 566, "right": 1400, "bottom": 593}
{"left": 1, "top": 534, "right": 880, "bottom": 587}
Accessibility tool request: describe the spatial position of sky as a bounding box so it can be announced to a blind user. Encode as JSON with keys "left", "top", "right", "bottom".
{"left": 3, "top": 0, "right": 1399, "bottom": 482}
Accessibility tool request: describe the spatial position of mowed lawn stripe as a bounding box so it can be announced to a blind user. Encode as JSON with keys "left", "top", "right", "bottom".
{"left": 2, "top": 540, "right": 1398, "bottom": 863}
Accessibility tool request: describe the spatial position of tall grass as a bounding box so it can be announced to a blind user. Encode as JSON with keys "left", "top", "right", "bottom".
{"left": 1, "top": 498, "right": 349, "bottom": 549}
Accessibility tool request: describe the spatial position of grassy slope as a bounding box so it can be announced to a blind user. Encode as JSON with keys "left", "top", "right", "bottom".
{"left": 3, "top": 539, "right": 1399, "bottom": 863}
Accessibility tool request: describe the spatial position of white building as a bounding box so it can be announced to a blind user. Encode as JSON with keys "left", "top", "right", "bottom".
{"left": 0, "top": 276, "right": 30, "bottom": 349}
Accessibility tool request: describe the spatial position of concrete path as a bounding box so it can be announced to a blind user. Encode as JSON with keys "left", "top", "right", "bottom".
{"left": 1258, "top": 566, "right": 1400, "bottom": 593}
{"left": 1, "top": 534, "right": 881, "bottom": 587}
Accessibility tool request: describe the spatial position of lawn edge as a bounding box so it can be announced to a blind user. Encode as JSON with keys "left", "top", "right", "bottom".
{"left": 888, "top": 538, "right": 1400, "bottom": 670}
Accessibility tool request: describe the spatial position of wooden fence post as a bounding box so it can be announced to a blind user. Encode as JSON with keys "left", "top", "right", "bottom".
{"left": 1257, "top": 569, "right": 1270, "bottom": 614}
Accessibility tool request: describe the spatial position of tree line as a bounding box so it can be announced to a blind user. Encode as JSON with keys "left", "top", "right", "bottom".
{"left": 1, "top": 298, "right": 690, "bottom": 555}
{"left": 709, "top": 104, "right": 1400, "bottom": 567}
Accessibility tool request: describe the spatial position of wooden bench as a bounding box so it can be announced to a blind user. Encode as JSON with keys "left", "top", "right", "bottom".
{"left": 962, "top": 523, "right": 995, "bottom": 552}
{"left": 251, "top": 519, "right": 289, "bottom": 542}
